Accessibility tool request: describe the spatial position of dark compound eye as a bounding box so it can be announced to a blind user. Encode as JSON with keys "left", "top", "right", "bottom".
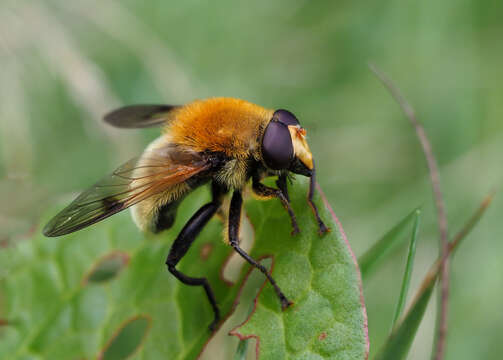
{"left": 273, "top": 109, "right": 300, "bottom": 126}
{"left": 261, "top": 121, "right": 294, "bottom": 170}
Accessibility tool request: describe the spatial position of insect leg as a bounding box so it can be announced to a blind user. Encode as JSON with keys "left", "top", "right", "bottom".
{"left": 307, "top": 162, "right": 329, "bottom": 235}
{"left": 276, "top": 173, "right": 291, "bottom": 202}
{"left": 252, "top": 176, "right": 300, "bottom": 235}
{"left": 165, "top": 183, "right": 226, "bottom": 331}
{"left": 228, "top": 190, "right": 293, "bottom": 310}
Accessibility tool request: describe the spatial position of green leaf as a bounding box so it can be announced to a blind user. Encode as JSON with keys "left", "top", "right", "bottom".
{"left": 229, "top": 180, "right": 368, "bottom": 360}
{"left": 391, "top": 209, "right": 421, "bottom": 330}
{"left": 358, "top": 208, "right": 420, "bottom": 279}
{"left": 0, "top": 178, "right": 368, "bottom": 359}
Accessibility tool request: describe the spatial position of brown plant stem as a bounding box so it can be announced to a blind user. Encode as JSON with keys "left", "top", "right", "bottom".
{"left": 369, "top": 63, "right": 450, "bottom": 360}
{"left": 408, "top": 191, "right": 494, "bottom": 313}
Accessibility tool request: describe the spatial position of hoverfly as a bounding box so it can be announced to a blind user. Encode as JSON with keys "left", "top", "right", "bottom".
{"left": 44, "top": 97, "right": 328, "bottom": 330}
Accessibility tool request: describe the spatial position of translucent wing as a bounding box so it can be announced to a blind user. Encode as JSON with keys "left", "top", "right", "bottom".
{"left": 103, "top": 104, "right": 180, "bottom": 128}
{"left": 43, "top": 146, "right": 209, "bottom": 237}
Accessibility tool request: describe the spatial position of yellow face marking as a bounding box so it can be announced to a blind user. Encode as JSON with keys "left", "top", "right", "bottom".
{"left": 288, "top": 125, "right": 313, "bottom": 170}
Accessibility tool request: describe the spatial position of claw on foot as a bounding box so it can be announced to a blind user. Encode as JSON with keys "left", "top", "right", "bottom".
{"left": 208, "top": 316, "right": 220, "bottom": 332}
{"left": 318, "top": 222, "right": 330, "bottom": 236}
{"left": 280, "top": 298, "right": 294, "bottom": 311}
{"left": 208, "top": 321, "right": 218, "bottom": 332}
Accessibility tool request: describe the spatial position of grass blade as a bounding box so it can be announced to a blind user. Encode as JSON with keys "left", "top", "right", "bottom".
{"left": 359, "top": 207, "right": 420, "bottom": 279}
{"left": 234, "top": 303, "right": 254, "bottom": 360}
{"left": 373, "top": 192, "right": 494, "bottom": 360}
{"left": 391, "top": 209, "right": 421, "bottom": 330}
{"left": 374, "top": 278, "right": 435, "bottom": 360}
{"left": 234, "top": 339, "right": 249, "bottom": 360}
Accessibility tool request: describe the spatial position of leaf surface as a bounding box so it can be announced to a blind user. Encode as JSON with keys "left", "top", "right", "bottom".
{"left": 0, "top": 178, "right": 368, "bottom": 359}
{"left": 230, "top": 180, "right": 369, "bottom": 359}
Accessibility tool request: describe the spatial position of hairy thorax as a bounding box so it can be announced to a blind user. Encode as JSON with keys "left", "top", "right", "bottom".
{"left": 166, "top": 97, "right": 273, "bottom": 159}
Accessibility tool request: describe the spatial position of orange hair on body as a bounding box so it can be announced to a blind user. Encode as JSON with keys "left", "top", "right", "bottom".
{"left": 166, "top": 98, "right": 273, "bottom": 160}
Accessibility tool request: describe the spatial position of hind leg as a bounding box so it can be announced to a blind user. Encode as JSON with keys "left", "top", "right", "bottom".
{"left": 164, "top": 182, "right": 226, "bottom": 331}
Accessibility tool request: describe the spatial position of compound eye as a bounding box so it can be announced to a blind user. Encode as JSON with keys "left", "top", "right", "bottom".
{"left": 261, "top": 121, "right": 294, "bottom": 170}
{"left": 273, "top": 109, "right": 300, "bottom": 126}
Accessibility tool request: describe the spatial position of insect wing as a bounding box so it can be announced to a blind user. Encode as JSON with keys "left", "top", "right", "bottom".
{"left": 43, "top": 148, "right": 209, "bottom": 237}
{"left": 103, "top": 104, "right": 179, "bottom": 128}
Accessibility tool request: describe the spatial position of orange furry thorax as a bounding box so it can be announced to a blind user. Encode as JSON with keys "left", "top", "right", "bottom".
{"left": 165, "top": 98, "right": 273, "bottom": 158}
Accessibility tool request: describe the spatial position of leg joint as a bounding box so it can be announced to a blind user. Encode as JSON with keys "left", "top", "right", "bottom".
{"left": 166, "top": 260, "right": 175, "bottom": 272}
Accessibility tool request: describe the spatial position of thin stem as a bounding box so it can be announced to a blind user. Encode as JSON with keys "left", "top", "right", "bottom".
{"left": 369, "top": 63, "right": 450, "bottom": 360}
{"left": 408, "top": 191, "right": 494, "bottom": 311}
{"left": 448, "top": 191, "right": 495, "bottom": 255}
{"left": 384, "top": 191, "right": 495, "bottom": 360}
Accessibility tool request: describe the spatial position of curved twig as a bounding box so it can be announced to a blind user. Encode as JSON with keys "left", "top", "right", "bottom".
{"left": 369, "top": 63, "right": 450, "bottom": 360}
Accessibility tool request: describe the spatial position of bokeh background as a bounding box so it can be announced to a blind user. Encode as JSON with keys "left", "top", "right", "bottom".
{"left": 1, "top": 1, "right": 502, "bottom": 359}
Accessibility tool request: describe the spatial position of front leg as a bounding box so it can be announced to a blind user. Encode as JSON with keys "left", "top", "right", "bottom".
{"left": 252, "top": 175, "right": 300, "bottom": 235}
{"left": 308, "top": 162, "right": 329, "bottom": 235}
{"left": 276, "top": 173, "right": 290, "bottom": 202}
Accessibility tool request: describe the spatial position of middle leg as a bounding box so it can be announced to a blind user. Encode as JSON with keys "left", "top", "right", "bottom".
{"left": 228, "top": 190, "right": 293, "bottom": 310}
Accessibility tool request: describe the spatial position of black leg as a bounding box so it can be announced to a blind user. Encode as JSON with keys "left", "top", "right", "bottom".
{"left": 276, "top": 173, "right": 291, "bottom": 202}
{"left": 165, "top": 182, "right": 226, "bottom": 331}
{"left": 228, "top": 190, "right": 293, "bottom": 310}
{"left": 307, "top": 161, "right": 329, "bottom": 235}
{"left": 252, "top": 176, "right": 300, "bottom": 235}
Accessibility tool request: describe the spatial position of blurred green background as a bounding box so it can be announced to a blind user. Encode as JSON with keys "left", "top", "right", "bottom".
{"left": 1, "top": 0, "right": 502, "bottom": 359}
